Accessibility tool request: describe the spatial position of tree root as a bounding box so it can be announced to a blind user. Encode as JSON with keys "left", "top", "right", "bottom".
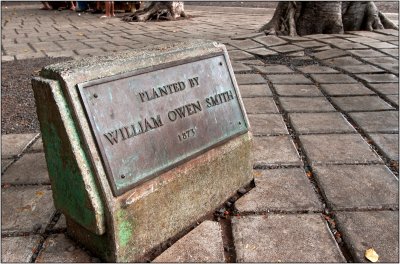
{"left": 122, "top": 1, "right": 186, "bottom": 22}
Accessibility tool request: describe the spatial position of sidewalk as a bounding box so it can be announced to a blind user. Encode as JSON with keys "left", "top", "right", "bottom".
{"left": 1, "top": 2, "right": 399, "bottom": 263}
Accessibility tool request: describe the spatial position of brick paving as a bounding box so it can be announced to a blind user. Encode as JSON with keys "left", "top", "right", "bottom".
{"left": 1, "top": 2, "right": 399, "bottom": 263}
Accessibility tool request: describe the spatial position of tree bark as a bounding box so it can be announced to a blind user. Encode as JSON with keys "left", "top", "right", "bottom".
{"left": 260, "top": 1, "right": 398, "bottom": 36}
{"left": 122, "top": 1, "right": 186, "bottom": 22}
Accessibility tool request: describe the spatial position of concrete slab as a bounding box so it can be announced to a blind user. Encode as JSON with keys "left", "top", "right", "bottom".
{"left": 299, "top": 134, "right": 382, "bottom": 165}
{"left": 252, "top": 136, "right": 301, "bottom": 166}
{"left": 1, "top": 185, "right": 55, "bottom": 234}
{"left": 271, "top": 44, "right": 304, "bottom": 53}
{"left": 313, "top": 48, "right": 348, "bottom": 60}
{"left": 236, "top": 73, "right": 267, "bottom": 85}
{"left": 2, "top": 153, "right": 50, "bottom": 185}
{"left": 246, "top": 47, "right": 277, "bottom": 56}
{"left": 349, "top": 111, "right": 398, "bottom": 133}
{"left": 253, "top": 65, "right": 294, "bottom": 74}
{"left": 1, "top": 235, "right": 41, "bottom": 263}
{"left": 248, "top": 114, "right": 288, "bottom": 136}
{"left": 313, "top": 165, "right": 398, "bottom": 210}
{"left": 311, "top": 74, "right": 358, "bottom": 84}
{"left": 386, "top": 94, "right": 399, "bottom": 105}
{"left": 297, "top": 65, "right": 339, "bottom": 73}
{"left": 28, "top": 137, "right": 44, "bottom": 152}
{"left": 238, "top": 84, "right": 272, "bottom": 97}
{"left": 232, "top": 62, "right": 252, "bottom": 73}
{"left": 340, "top": 64, "right": 385, "bottom": 73}
{"left": 369, "top": 133, "right": 399, "bottom": 160}
{"left": 228, "top": 50, "right": 254, "bottom": 60}
{"left": 274, "top": 84, "right": 324, "bottom": 97}
{"left": 324, "top": 56, "right": 363, "bottom": 66}
{"left": 331, "top": 96, "right": 394, "bottom": 111}
{"left": 369, "top": 83, "right": 399, "bottom": 95}
{"left": 35, "top": 234, "right": 94, "bottom": 263}
{"left": 289, "top": 112, "right": 355, "bottom": 134}
{"left": 253, "top": 35, "right": 287, "bottom": 47}
{"left": 232, "top": 214, "right": 345, "bottom": 262}
{"left": 242, "top": 97, "right": 278, "bottom": 114}
{"left": 356, "top": 73, "right": 398, "bottom": 83}
{"left": 1, "top": 133, "right": 38, "bottom": 159}
{"left": 348, "top": 49, "right": 387, "bottom": 57}
{"left": 320, "top": 83, "right": 375, "bottom": 96}
{"left": 335, "top": 211, "right": 399, "bottom": 263}
{"left": 153, "top": 221, "right": 225, "bottom": 262}
{"left": 279, "top": 97, "right": 336, "bottom": 112}
{"left": 267, "top": 74, "right": 313, "bottom": 84}
{"left": 235, "top": 168, "right": 322, "bottom": 212}
{"left": 229, "top": 39, "right": 263, "bottom": 50}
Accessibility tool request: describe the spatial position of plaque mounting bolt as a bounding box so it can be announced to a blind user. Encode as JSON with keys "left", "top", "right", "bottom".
{"left": 93, "top": 93, "right": 98, "bottom": 98}
{"left": 121, "top": 174, "right": 125, "bottom": 179}
{"left": 219, "top": 62, "right": 223, "bottom": 66}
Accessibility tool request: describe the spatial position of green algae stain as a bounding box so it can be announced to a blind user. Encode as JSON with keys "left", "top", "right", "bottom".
{"left": 117, "top": 210, "right": 134, "bottom": 248}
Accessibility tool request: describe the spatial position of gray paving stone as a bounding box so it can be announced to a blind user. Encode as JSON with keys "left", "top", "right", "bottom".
{"left": 232, "top": 62, "right": 252, "bottom": 72}
{"left": 29, "top": 137, "right": 44, "bottom": 152}
{"left": 253, "top": 35, "right": 287, "bottom": 47}
{"left": 271, "top": 44, "right": 304, "bottom": 53}
{"left": 365, "top": 41, "right": 398, "bottom": 49}
{"left": 36, "top": 234, "right": 94, "bottom": 263}
{"left": 2, "top": 153, "right": 50, "bottom": 185}
{"left": 15, "top": 52, "right": 45, "bottom": 60}
{"left": 252, "top": 136, "right": 301, "bottom": 166}
{"left": 232, "top": 214, "right": 345, "bottom": 262}
{"left": 246, "top": 47, "right": 277, "bottom": 56}
{"left": 335, "top": 211, "right": 399, "bottom": 263}
{"left": 242, "top": 97, "right": 278, "bottom": 114}
{"left": 235, "top": 168, "right": 322, "bottom": 212}
{"left": 274, "top": 84, "right": 323, "bottom": 97}
{"left": 313, "top": 48, "right": 348, "bottom": 60}
{"left": 248, "top": 114, "right": 288, "bottom": 136}
{"left": 386, "top": 94, "right": 399, "bottom": 105}
{"left": 267, "top": 74, "right": 312, "bottom": 84}
{"left": 229, "top": 39, "right": 263, "bottom": 50}
{"left": 279, "top": 97, "right": 336, "bottom": 112}
{"left": 333, "top": 42, "right": 368, "bottom": 50}
{"left": 311, "top": 74, "right": 358, "bottom": 84}
{"left": 369, "top": 83, "right": 399, "bottom": 95}
{"left": 297, "top": 65, "right": 339, "bottom": 74}
{"left": 45, "top": 50, "right": 76, "bottom": 58}
{"left": 378, "top": 63, "right": 399, "bottom": 74}
{"left": 320, "top": 83, "right": 375, "bottom": 96}
{"left": 324, "top": 56, "right": 363, "bottom": 66}
{"left": 238, "top": 84, "right": 272, "bottom": 97}
{"left": 241, "top": 59, "right": 265, "bottom": 65}
{"left": 313, "top": 165, "right": 398, "bottom": 210}
{"left": 331, "top": 96, "right": 394, "bottom": 111}
{"left": 153, "top": 221, "right": 225, "bottom": 263}
{"left": 294, "top": 40, "right": 326, "bottom": 48}
{"left": 348, "top": 49, "right": 387, "bottom": 57}
{"left": 290, "top": 112, "right": 355, "bottom": 134}
{"left": 228, "top": 50, "right": 254, "bottom": 60}
{"left": 349, "top": 111, "right": 398, "bottom": 133}
{"left": 369, "top": 133, "right": 399, "bottom": 160}
{"left": 54, "top": 214, "right": 67, "bottom": 230}
{"left": 253, "top": 65, "right": 294, "bottom": 74}
{"left": 236, "top": 74, "right": 266, "bottom": 85}
{"left": 364, "top": 56, "right": 398, "bottom": 65}
{"left": 339, "top": 64, "right": 385, "bottom": 73}
{"left": 1, "top": 159, "right": 13, "bottom": 172}
{"left": 299, "top": 134, "right": 382, "bottom": 165}
{"left": 357, "top": 73, "right": 398, "bottom": 83}
{"left": 1, "top": 55, "right": 15, "bottom": 62}
{"left": 1, "top": 133, "right": 38, "bottom": 159}
{"left": 1, "top": 235, "right": 42, "bottom": 263}
{"left": 279, "top": 35, "right": 310, "bottom": 41}
{"left": 380, "top": 48, "right": 399, "bottom": 57}
{"left": 2, "top": 185, "right": 55, "bottom": 233}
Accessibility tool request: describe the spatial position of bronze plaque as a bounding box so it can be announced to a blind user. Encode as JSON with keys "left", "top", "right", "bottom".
{"left": 78, "top": 52, "right": 249, "bottom": 196}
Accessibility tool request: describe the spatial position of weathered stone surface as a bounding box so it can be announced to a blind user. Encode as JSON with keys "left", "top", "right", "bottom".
{"left": 252, "top": 136, "right": 301, "bottom": 166}
{"left": 54, "top": 214, "right": 67, "bottom": 230}
{"left": 29, "top": 137, "right": 44, "bottom": 152}
{"left": 386, "top": 94, "right": 399, "bottom": 105}
{"left": 2, "top": 153, "right": 50, "bottom": 184}
{"left": 349, "top": 111, "right": 398, "bottom": 133}
{"left": 232, "top": 214, "right": 345, "bottom": 262}
{"left": 232, "top": 62, "right": 252, "bottom": 72}
{"left": 1, "top": 159, "right": 13, "bottom": 173}
{"left": 2, "top": 185, "right": 55, "bottom": 233}
{"left": 348, "top": 49, "right": 386, "bottom": 57}
{"left": 365, "top": 41, "right": 398, "bottom": 49}
{"left": 246, "top": 47, "right": 277, "bottom": 56}
{"left": 335, "top": 211, "right": 399, "bottom": 263}
{"left": 228, "top": 50, "right": 254, "bottom": 60}
{"left": 153, "top": 221, "right": 225, "bottom": 263}
{"left": 242, "top": 97, "right": 278, "bottom": 114}
{"left": 369, "top": 133, "right": 399, "bottom": 160}
{"left": 274, "top": 84, "right": 323, "bottom": 96}
{"left": 1, "top": 133, "right": 38, "bottom": 159}
{"left": 236, "top": 74, "right": 266, "bottom": 85}
{"left": 279, "top": 97, "right": 335, "bottom": 112}
{"left": 267, "top": 74, "right": 312, "bottom": 84}
{"left": 311, "top": 74, "right": 357, "bottom": 84}
{"left": 271, "top": 44, "right": 304, "bottom": 53}
{"left": 340, "top": 64, "right": 384, "bottom": 73}
{"left": 331, "top": 96, "right": 394, "bottom": 111}
{"left": 313, "top": 165, "right": 398, "bottom": 210}
{"left": 248, "top": 114, "right": 288, "bottom": 136}
{"left": 369, "top": 83, "right": 398, "bottom": 95}
{"left": 320, "top": 83, "right": 374, "bottom": 96}
{"left": 356, "top": 73, "right": 398, "bottom": 83}
{"left": 235, "top": 168, "right": 322, "bottom": 212}
{"left": 36, "top": 234, "right": 94, "bottom": 263}
{"left": 229, "top": 39, "right": 263, "bottom": 50}
{"left": 324, "top": 56, "right": 363, "bottom": 66}
{"left": 1, "top": 235, "right": 41, "bottom": 263}
{"left": 238, "top": 84, "right": 272, "bottom": 97}
{"left": 294, "top": 40, "right": 326, "bottom": 48}
{"left": 300, "top": 134, "right": 382, "bottom": 165}
{"left": 297, "top": 65, "right": 338, "bottom": 73}
{"left": 313, "top": 48, "right": 347, "bottom": 60}
{"left": 253, "top": 35, "right": 287, "bottom": 47}
{"left": 290, "top": 113, "right": 355, "bottom": 134}
{"left": 253, "top": 65, "right": 294, "bottom": 74}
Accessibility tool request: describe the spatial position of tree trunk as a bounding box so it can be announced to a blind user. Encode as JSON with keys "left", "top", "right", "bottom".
{"left": 122, "top": 1, "right": 186, "bottom": 22}
{"left": 260, "top": 1, "right": 398, "bottom": 36}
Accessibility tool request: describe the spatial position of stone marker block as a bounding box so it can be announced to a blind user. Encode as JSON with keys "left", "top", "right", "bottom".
{"left": 32, "top": 40, "right": 253, "bottom": 262}
{"left": 313, "top": 165, "right": 398, "bottom": 210}
{"left": 1, "top": 235, "right": 41, "bottom": 263}
{"left": 335, "top": 211, "right": 399, "bottom": 263}
{"left": 235, "top": 168, "right": 322, "bottom": 212}
{"left": 2, "top": 153, "right": 50, "bottom": 185}
{"left": 1, "top": 185, "right": 55, "bottom": 234}
{"left": 232, "top": 214, "right": 346, "bottom": 262}
{"left": 1, "top": 133, "right": 38, "bottom": 159}
{"left": 36, "top": 234, "right": 94, "bottom": 263}
{"left": 153, "top": 221, "right": 225, "bottom": 262}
